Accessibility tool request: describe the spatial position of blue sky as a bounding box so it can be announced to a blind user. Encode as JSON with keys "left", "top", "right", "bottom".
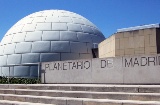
{"left": 0, "top": 0, "right": 160, "bottom": 40}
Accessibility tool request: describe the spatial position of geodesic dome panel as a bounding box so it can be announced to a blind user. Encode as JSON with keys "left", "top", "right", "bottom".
{"left": 0, "top": 10, "right": 105, "bottom": 77}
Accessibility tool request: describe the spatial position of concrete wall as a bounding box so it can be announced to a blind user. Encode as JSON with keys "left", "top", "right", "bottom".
{"left": 98, "top": 35, "right": 115, "bottom": 57}
{"left": 41, "top": 54, "right": 160, "bottom": 84}
{"left": 99, "top": 28, "right": 158, "bottom": 58}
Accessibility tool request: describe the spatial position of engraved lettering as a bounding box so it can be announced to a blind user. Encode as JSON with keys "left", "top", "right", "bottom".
{"left": 125, "top": 58, "right": 133, "bottom": 67}
{"left": 84, "top": 61, "right": 90, "bottom": 69}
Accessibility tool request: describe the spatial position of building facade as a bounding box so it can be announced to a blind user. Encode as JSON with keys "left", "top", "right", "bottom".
{"left": 99, "top": 24, "right": 160, "bottom": 58}
{"left": 0, "top": 10, "right": 105, "bottom": 77}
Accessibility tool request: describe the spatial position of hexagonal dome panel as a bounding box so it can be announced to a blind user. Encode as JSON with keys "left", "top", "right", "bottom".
{"left": 0, "top": 10, "right": 105, "bottom": 77}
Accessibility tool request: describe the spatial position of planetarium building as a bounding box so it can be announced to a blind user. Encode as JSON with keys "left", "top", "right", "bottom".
{"left": 0, "top": 10, "right": 105, "bottom": 77}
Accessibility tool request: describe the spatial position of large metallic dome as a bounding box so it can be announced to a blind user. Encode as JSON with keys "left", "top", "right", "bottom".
{"left": 0, "top": 10, "right": 105, "bottom": 77}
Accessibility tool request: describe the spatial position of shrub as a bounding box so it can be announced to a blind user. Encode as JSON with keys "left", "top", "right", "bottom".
{"left": 0, "top": 76, "right": 41, "bottom": 84}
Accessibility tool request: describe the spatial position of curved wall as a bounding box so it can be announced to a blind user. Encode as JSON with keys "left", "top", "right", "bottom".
{"left": 0, "top": 10, "right": 105, "bottom": 77}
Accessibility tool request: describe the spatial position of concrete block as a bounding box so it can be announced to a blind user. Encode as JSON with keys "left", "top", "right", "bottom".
{"left": 100, "top": 51, "right": 106, "bottom": 58}
{"left": 134, "top": 35, "right": 144, "bottom": 48}
{"left": 112, "top": 51, "right": 115, "bottom": 57}
{"left": 45, "top": 16, "right": 59, "bottom": 22}
{"left": 22, "top": 23, "right": 36, "bottom": 32}
{"left": 14, "top": 66, "right": 30, "bottom": 77}
{"left": 42, "top": 31, "right": 60, "bottom": 41}
{"left": 149, "top": 34, "right": 156, "bottom": 47}
{"left": 72, "top": 18, "right": 84, "bottom": 24}
{"left": 123, "top": 38, "right": 129, "bottom": 49}
{"left": 61, "top": 53, "right": 79, "bottom": 61}
{"left": 59, "top": 17, "right": 72, "bottom": 23}
{"left": 12, "top": 32, "right": 26, "bottom": 43}
{"left": 151, "top": 28, "right": 156, "bottom": 36}
{"left": 32, "top": 17, "right": 45, "bottom": 23}
{"left": 115, "top": 39, "right": 120, "bottom": 50}
{"left": 1, "top": 67, "right": 14, "bottom": 77}
{"left": 81, "top": 25, "right": 94, "bottom": 34}
{"left": 115, "top": 32, "right": 124, "bottom": 39}
{"left": 135, "top": 48, "right": 145, "bottom": 54}
{"left": 139, "top": 29, "right": 144, "bottom": 36}
{"left": 4, "top": 43, "right": 16, "bottom": 54}
{"left": 128, "top": 37, "right": 134, "bottom": 48}
{"left": 123, "top": 31, "right": 133, "bottom": 37}
{"left": 119, "top": 38, "right": 125, "bottom": 49}
{"left": 149, "top": 46, "right": 157, "bottom": 53}
{"left": 77, "top": 33, "right": 92, "bottom": 43}
{"left": 115, "top": 50, "right": 124, "bottom": 56}
{"left": 67, "top": 23, "right": 82, "bottom": 32}
{"left": 110, "top": 39, "right": 115, "bottom": 51}
{"left": 150, "top": 52, "right": 157, "bottom": 55}
{"left": 22, "top": 53, "right": 40, "bottom": 63}
{"left": 60, "top": 31, "right": 78, "bottom": 41}
{"left": 0, "top": 46, "right": 4, "bottom": 55}
{"left": 145, "top": 47, "right": 150, "bottom": 54}
{"left": 144, "top": 28, "right": 152, "bottom": 35}
{"left": 52, "top": 23, "right": 67, "bottom": 31}
{"left": 103, "top": 41, "right": 109, "bottom": 51}
{"left": 30, "top": 66, "right": 38, "bottom": 77}
{"left": 0, "top": 55, "right": 7, "bottom": 66}
{"left": 70, "top": 42, "right": 87, "bottom": 53}
{"left": 35, "top": 23, "right": 51, "bottom": 31}
{"left": 98, "top": 50, "right": 103, "bottom": 58}
{"left": 101, "top": 53, "right": 106, "bottom": 58}
{"left": 7, "top": 54, "right": 22, "bottom": 65}
{"left": 144, "top": 35, "right": 150, "bottom": 47}
{"left": 40, "top": 53, "right": 60, "bottom": 62}
{"left": 138, "top": 36, "right": 145, "bottom": 48}
{"left": 133, "top": 30, "right": 139, "bottom": 36}
{"left": 25, "top": 31, "right": 42, "bottom": 42}
{"left": 15, "top": 42, "right": 32, "bottom": 53}
{"left": 125, "top": 49, "right": 134, "bottom": 55}
{"left": 98, "top": 39, "right": 106, "bottom": 48}
{"left": 31, "top": 41, "right": 50, "bottom": 53}
{"left": 51, "top": 41, "right": 70, "bottom": 53}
